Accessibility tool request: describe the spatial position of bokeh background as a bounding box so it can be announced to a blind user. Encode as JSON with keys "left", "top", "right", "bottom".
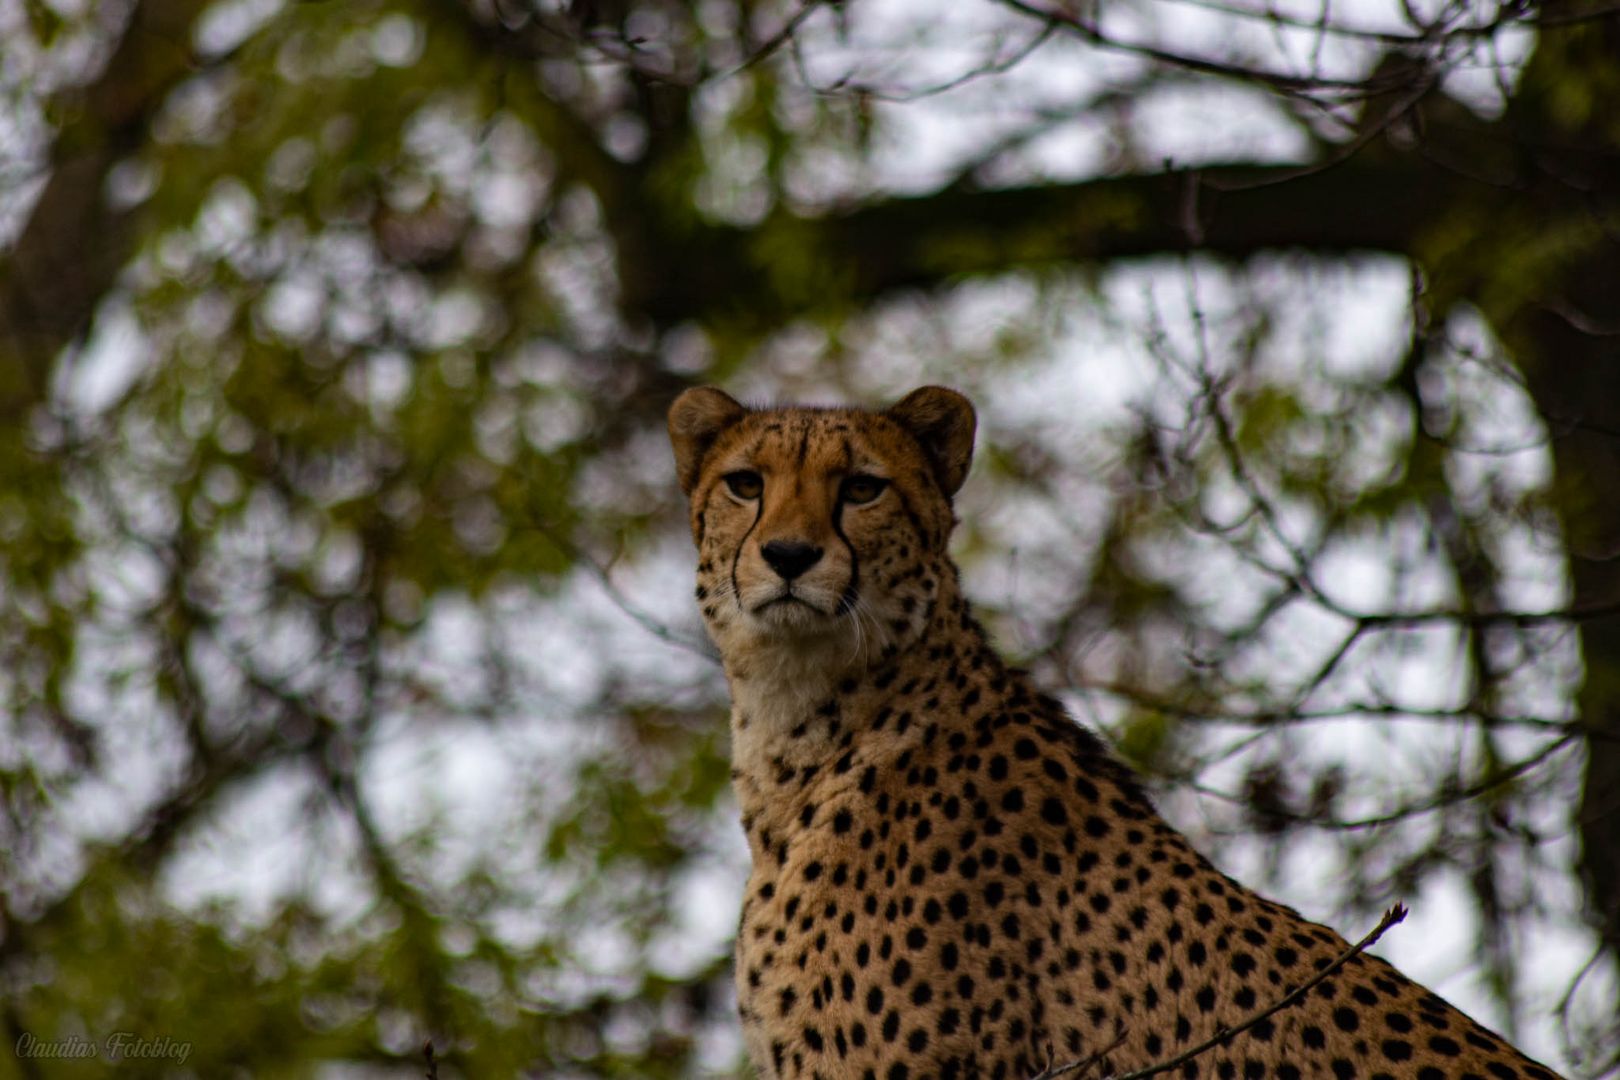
{"left": 2, "top": 0, "right": 1619, "bottom": 1075}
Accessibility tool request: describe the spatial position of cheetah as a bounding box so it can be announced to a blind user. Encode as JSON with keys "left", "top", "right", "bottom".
{"left": 667, "top": 385, "right": 1565, "bottom": 1080}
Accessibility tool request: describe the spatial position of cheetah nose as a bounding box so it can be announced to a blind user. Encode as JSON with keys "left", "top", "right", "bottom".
{"left": 761, "top": 540, "right": 824, "bottom": 581}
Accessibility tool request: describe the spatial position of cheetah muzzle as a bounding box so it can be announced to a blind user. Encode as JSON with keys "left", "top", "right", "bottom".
{"left": 668, "top": 385, "right": 1564, "bottom": 1080}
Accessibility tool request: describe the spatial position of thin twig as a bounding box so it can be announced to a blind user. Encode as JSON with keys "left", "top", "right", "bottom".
{"left": 576, "top": 550, "right": 722, "bottom": 662}
{"left": 1032, "top": 1027, "right": 1131, "bottom": 1080}
{"left": 1074, "top": 683, "right": 1602, "bottom": 736}
{"left": 725, "top": 0, "right": 825, "bottom": 79}
{"left": 532, "top": 518, "right": 720, "bottom": 662}
{"left": 1184, "top": 734, "right": 1576, "bottom": 831}
{"left": 993, "top": 0, "right": 1372, "bottom": 95}
{"left": 1110, "top": 905, "right": 1409, "bottom": 1080}
{"left": 1150, "top": 0, "right": 1620, "bottom": 43}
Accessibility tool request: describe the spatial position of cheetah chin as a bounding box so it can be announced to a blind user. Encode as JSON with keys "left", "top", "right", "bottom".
{"left": 670, "top": 385, "right": 1565, "bottom": 1080}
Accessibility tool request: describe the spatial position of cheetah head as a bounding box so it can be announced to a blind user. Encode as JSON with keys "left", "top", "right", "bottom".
{"left": 668, "top": 386, "right": 975, "bottom": 667}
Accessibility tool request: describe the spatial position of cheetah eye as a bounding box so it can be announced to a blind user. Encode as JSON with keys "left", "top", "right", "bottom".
{"left": 724, "top": 470, "right": 763, "bottom": 500}
{"left": 840, "top": 474, "right": 889, "bottom": 505}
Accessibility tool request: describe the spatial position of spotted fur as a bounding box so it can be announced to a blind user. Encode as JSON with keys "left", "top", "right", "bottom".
{"left": 668, "top": 386, "right": 1563, "bottom": 1080}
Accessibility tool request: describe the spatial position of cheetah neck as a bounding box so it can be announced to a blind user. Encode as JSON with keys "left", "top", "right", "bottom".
{"left": 723, "top": 631, "right": 863, "bottom": 771}
{"left": 722, "top": 570, "right": 988, "bottom": 789}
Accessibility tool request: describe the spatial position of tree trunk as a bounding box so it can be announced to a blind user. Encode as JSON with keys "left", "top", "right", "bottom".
{"left": 1503, "top": 264, "right": 1620, "bottom": 965}
{"left": 0, "top": 0, "right": 210, "bottom": 421}
{"left": 1474, "top": 16, "right": 1620, "bottom": 977}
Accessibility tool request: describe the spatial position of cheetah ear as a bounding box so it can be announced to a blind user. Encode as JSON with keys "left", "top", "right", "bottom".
{"left": 885, "top": 386, "right": 976, "bottom": 497}
{"left": 668, "top": 386, "right": 748, "bottom": 495}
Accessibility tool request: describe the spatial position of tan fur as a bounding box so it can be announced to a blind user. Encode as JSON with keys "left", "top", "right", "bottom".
{"left": 669, "top": 386, "right": 1564, "bottom": 1080}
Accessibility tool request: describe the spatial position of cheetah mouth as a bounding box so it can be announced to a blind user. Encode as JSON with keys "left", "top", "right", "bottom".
{"left": 753, "top": 591, "right": 830, "bottom": 617}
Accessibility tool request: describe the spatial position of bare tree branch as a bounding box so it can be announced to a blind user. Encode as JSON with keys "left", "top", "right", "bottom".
{"left": 1185, "top": 735, "right": 1577, "bottom": 831}
{"left": 1034, "top": 906, "right": 1410, "bottom": 1079}
{"left": 1114, "top": 905, "right": 1410, "bottom": 1080}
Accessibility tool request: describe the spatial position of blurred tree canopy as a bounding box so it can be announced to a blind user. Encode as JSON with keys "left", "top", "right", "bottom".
{"left": 2, "top": 0, "right": 1618, "bottom": 1075}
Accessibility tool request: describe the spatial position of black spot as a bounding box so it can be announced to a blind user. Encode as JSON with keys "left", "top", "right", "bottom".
{"left": 1381, "top": 1039, "right": 1413, "bottom": 1062}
